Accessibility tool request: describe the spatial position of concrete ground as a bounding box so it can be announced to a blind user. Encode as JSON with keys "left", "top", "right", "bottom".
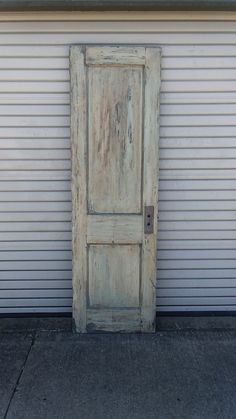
{"left": 0, "top": 317, "right": 236, "bottom": 419}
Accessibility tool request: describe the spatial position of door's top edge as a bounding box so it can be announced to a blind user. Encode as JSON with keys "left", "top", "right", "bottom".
{"left": 1, "top": 0, "right": 236, "bottom": 12}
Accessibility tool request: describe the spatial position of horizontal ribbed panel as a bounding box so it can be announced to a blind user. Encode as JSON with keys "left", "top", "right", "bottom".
{"left": 0, "top": 18, "right": 235, "bottom": 313}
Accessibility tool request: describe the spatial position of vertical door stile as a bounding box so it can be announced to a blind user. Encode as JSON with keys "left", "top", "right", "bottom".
{"left": 141, "top": 48, "right": 161, "bottom": 331}
{"left": 70, "top": 46, "right": 87, "bottom": 332}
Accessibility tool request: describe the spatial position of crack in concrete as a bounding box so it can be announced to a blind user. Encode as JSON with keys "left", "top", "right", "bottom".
{"left": 3, "top": 332, "right": 36, "bottom": 419}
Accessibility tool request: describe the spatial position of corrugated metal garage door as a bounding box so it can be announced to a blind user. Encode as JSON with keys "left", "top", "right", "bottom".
{"left": 0, "top": 18, "right": 236, "bottom": 313}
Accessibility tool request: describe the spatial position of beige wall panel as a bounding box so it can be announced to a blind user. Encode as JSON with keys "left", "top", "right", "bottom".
{"left": 1, "top": 17, "right": 235, "bottom": 314}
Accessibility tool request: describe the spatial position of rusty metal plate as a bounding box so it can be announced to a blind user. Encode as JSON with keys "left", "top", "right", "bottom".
{"left": 144, "top": 205, "right": 154, "bottom": 234}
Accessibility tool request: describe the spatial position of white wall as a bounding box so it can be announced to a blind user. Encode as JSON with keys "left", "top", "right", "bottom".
{"left": 0, "top": 17, "right": 236, "bottom": 313}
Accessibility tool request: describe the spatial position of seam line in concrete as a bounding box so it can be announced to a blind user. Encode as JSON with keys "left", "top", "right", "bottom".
{"left": 3, "top": 332, "right": 36, "bottom": 419}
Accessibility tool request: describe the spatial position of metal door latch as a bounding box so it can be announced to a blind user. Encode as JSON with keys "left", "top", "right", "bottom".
{"left": 144, "top": 206, "right": 154, "bottom": 234}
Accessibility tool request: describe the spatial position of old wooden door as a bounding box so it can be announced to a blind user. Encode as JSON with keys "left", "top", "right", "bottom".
{"left": 70, "top": 45, "right": 161, "bottom": 332}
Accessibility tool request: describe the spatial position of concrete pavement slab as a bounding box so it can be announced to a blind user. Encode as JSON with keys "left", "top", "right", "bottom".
{"left": 0, "top": 333, "right": 33, "bottom": 419}
{"left": 5, "top": 331, "right": 236, "bottom": 419}
{"left": 0, "top": 317, "right": 72, "bottom": 334}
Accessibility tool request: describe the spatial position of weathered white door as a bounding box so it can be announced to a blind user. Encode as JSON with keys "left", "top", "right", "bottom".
{"left": 70, "top": 45, "right": 161, "bottom": 332}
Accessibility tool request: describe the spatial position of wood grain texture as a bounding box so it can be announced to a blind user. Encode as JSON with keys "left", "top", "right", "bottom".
{"left": 86, "top": 46, "right": 145, "bottom": 65}
{"left": 141, "top": 47, "right": 161, "bottom": 332}
{"left": 88, "top": 245, "right": 140, "bottom": 308}
{"left": 87, "top": 215, "right": 142, "bottom": 244}
{"left": 88, "top": 65, "right": 142, "bottom": 213}
{"left": 87, "top": 308, "right": 140, "bottom": 332}
{"left": 70, "top": 45, "right": 87, "bottom": 332}
{"left": 71, "top": 45, "right": 161, "bottom": 332}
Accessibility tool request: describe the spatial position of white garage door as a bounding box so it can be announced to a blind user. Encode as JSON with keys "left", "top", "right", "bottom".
{"left": 0, "top": 16, "right": 236, "bottom": 313}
